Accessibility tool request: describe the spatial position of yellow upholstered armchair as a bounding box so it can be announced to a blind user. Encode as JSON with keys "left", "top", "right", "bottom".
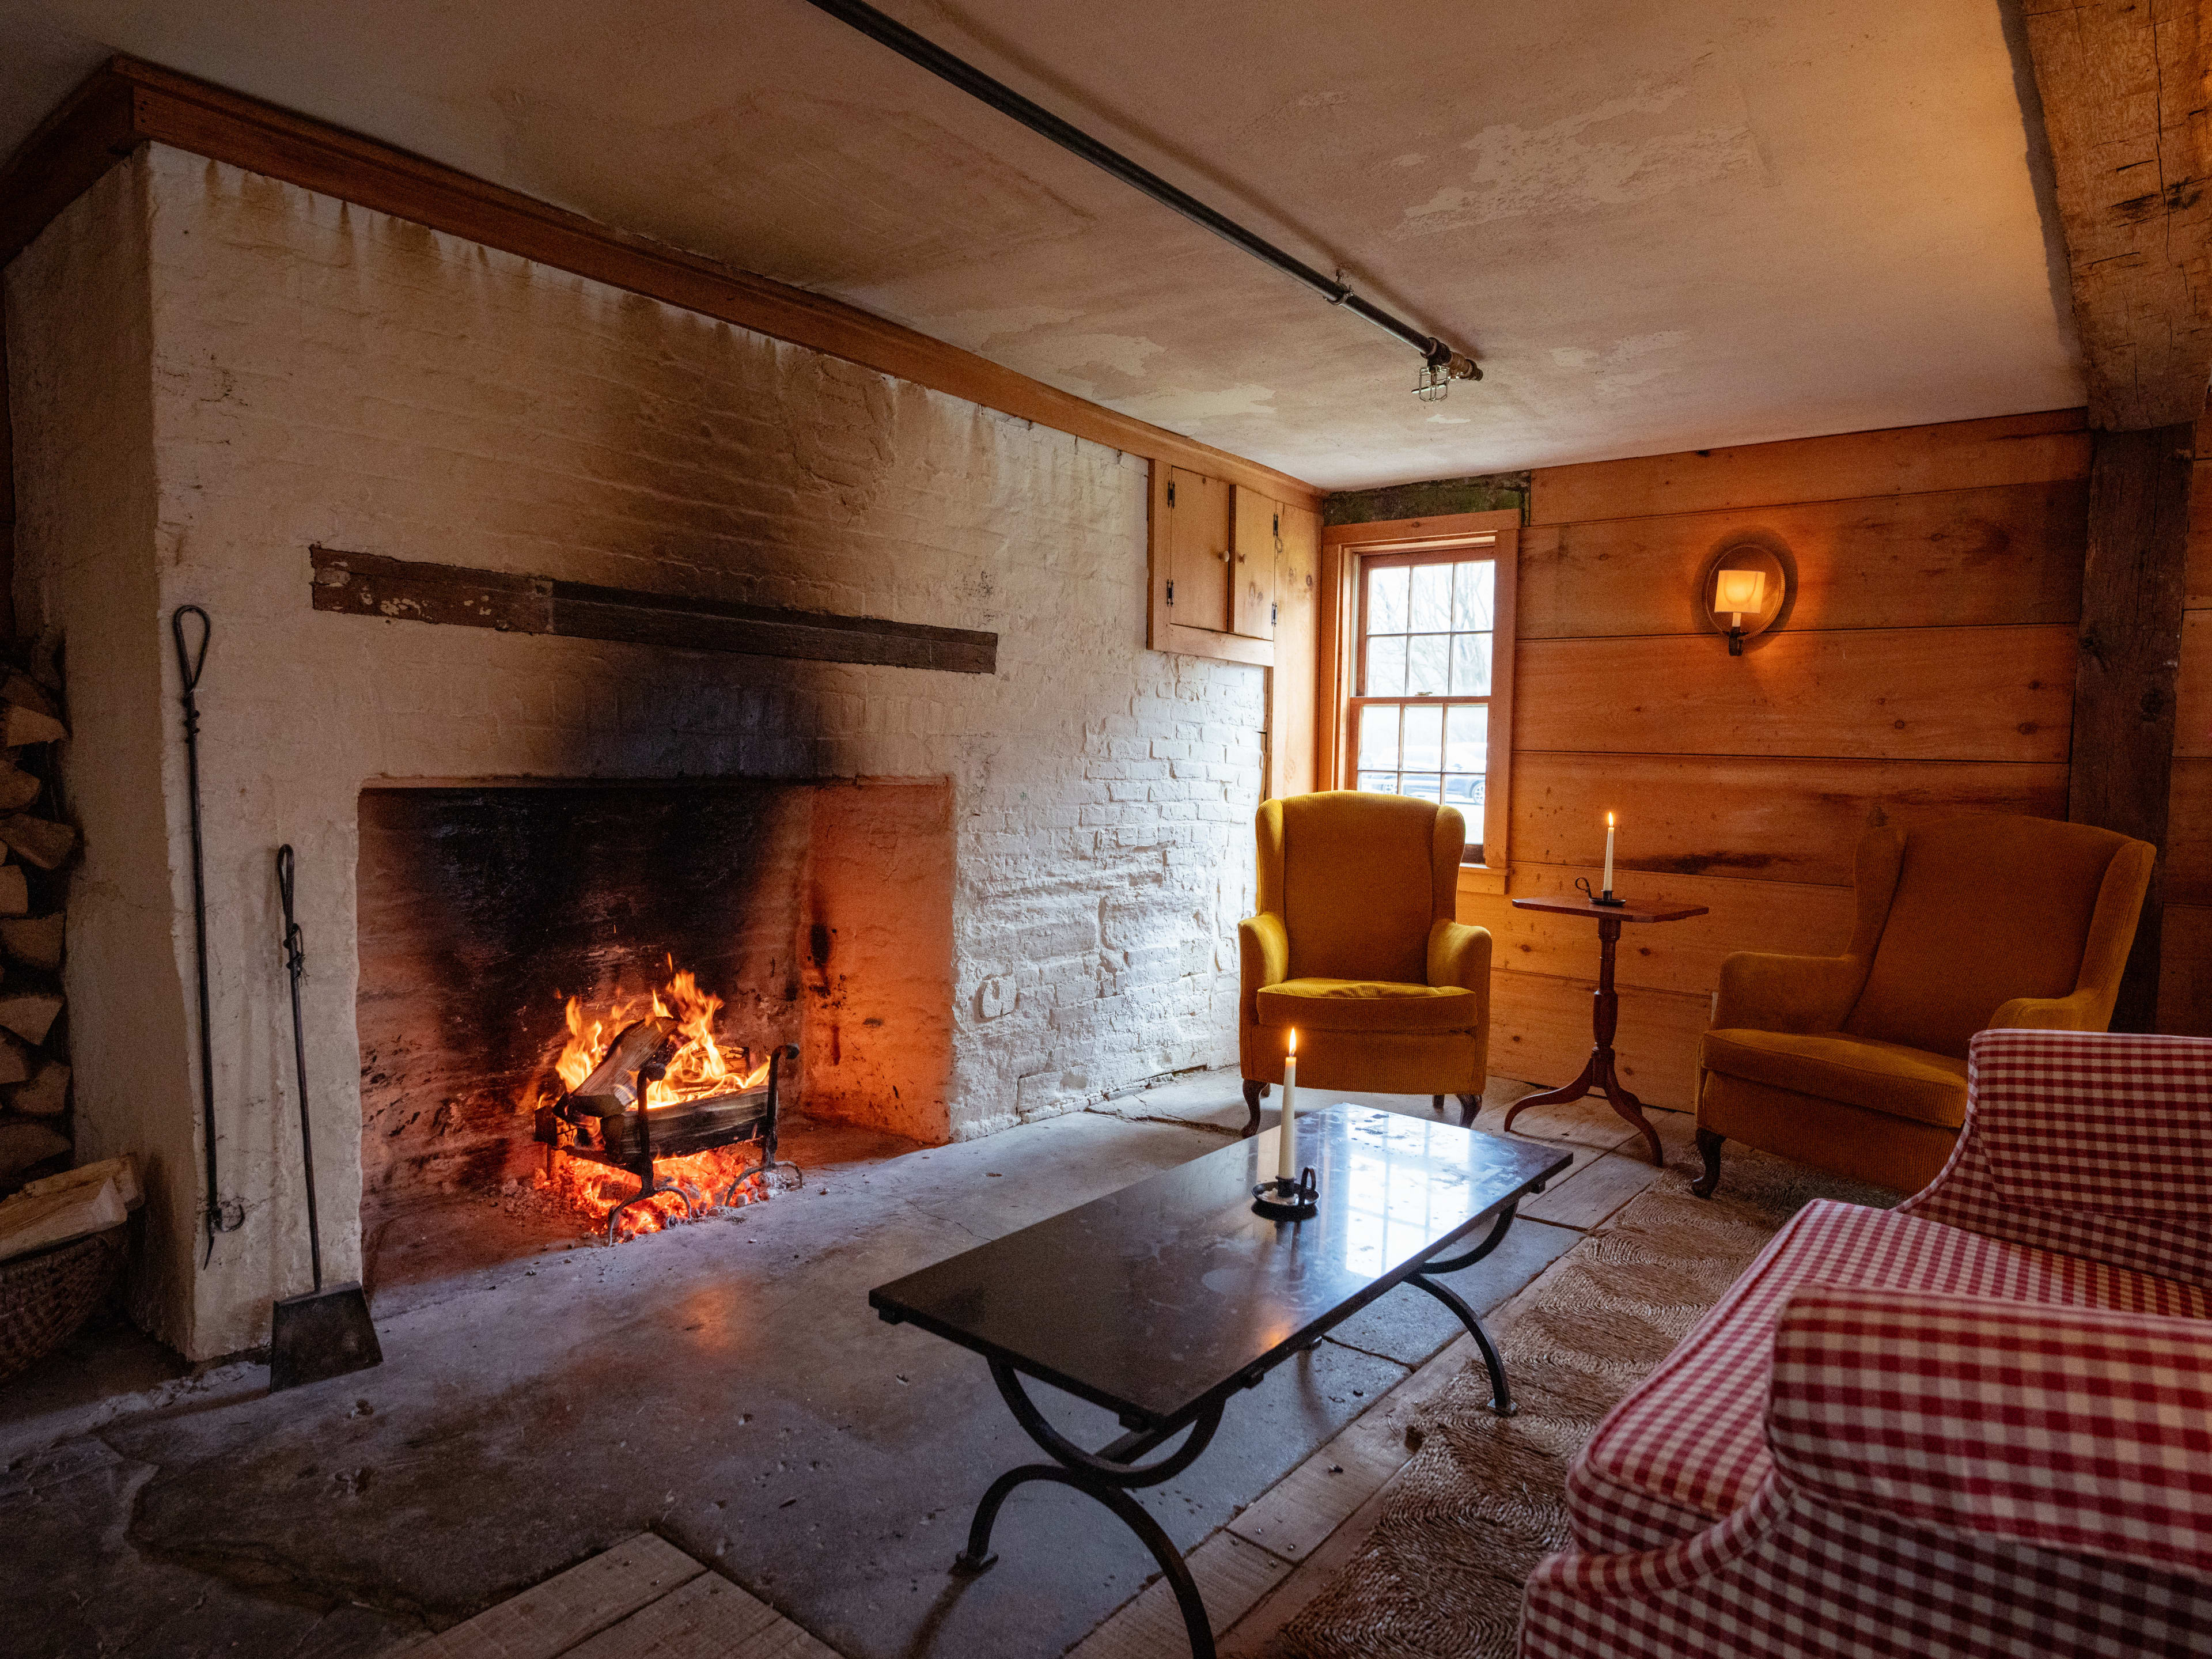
{"left": 1694, "top": 813, "right": 2154, "bottom": 1198}
{"left": 1238, "top": 791, "right": 1492, "bottom": 1136}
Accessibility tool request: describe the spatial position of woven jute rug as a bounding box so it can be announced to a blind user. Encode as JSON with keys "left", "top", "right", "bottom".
{"left": 1276, "top": 1153, "right": 1895, "bottom": 1659}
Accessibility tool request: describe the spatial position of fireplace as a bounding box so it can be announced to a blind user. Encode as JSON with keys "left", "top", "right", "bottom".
{"left": 355, "top": 777, "right": 953, "bottom": 1273}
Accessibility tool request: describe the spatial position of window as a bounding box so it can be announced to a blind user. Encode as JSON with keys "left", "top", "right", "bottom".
{"left": 1320, "top": 514, "right": 1518, "bottom": 885}
{"left": 1353, "top": 551, "right": 1495, "bottom": 842}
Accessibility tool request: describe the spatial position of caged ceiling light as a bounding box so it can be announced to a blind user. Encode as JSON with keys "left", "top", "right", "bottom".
{"left": 801, "top": 0, "right": 1483, "bottom": 401}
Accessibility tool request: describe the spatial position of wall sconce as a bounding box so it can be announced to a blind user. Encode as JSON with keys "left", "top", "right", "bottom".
{"left": 1698, "top": 543, "right": 1789, "bottom": 656}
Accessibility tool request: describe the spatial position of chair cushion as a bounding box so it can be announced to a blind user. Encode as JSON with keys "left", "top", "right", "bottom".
{"left": 1255, "top": 978, "right": 1477, "bottom": 1034}
{"left": 1564, "top": 1199, "right": 2210, "bottom": 1557}
{"left": 1700, "top": 1028, "right": 1968, "bottom": 1128}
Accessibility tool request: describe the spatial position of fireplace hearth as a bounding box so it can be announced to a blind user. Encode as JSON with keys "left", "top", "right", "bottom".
{"left": 357, "top": 777, "right": 954, "bottom": 1275}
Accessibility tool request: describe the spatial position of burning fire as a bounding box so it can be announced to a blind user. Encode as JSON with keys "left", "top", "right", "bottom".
{"left": 551, "top": 966, "right": 772, "bottom": 1107}
{"left": 533, "top": 960, "right": 781, "bottom": 1240}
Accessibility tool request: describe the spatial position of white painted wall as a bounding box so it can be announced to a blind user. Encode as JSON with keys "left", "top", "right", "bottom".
{"left": 7, "top": 145, "right": 1263, "bottom": 1358}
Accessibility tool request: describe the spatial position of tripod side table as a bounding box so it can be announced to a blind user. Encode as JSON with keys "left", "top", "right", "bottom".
{"left": 1500, "top": 893, "right": 1707, "bottom": 1165}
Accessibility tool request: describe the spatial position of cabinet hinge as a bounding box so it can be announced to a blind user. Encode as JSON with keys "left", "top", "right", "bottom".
{"left": 1166, "top": 480, "right": 1176, "bottom": 507}
{"left": 1271, "top": 602, "right": 1278, "bottom": 625}
{"left": 1272, "top": 513, "right": 1279, "bottom": 536}
{"left": 1165, "top": 580, "right": 1175, "bottom": 605}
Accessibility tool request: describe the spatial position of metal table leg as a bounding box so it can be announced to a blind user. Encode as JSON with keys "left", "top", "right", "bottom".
{"left": 953, "top": 1358, "right": 1226, "bottom": 1658}
{"left": 1403, "top": 1202, "right": 1522, "bottom": 1416}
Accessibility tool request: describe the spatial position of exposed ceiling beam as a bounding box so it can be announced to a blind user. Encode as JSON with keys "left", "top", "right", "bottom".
{"left": 2024, "top": 0, "right": 2212, "bottom": 430}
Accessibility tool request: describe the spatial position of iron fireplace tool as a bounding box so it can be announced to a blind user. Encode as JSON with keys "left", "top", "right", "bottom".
{"left": 173, "top": 605, "right": 241, "bottom": 1262}
{"left": 268, "top": 844, "right": 383, "bottom": 1392}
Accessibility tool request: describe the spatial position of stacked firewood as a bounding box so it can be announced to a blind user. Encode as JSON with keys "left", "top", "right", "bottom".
{"left": 0, "top": 650, "right": 75, "bottom": 1190}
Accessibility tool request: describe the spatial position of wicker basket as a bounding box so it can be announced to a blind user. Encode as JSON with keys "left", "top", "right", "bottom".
{"left": 0, "top": 1225, "right": 128, "bottom": 1383}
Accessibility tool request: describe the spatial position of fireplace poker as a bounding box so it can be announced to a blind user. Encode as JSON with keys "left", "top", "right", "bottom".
{"left": 172, "top": 605, "right": 241, "bottom": 1262}
{"left": 268, "top": 844, "right": 384, "bottom": 1392}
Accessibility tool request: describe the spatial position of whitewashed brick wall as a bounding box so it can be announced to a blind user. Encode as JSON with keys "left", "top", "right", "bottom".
{"left": 7, "top": 146, "right": 1264, "bottom": 1358}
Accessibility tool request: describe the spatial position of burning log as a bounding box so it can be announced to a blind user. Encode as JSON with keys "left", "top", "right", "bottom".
{"left": 0, "top": 915, "right": 61, "bottom": 971}
{"left": 569, "top": 1016, "right": 680, "bottom": 1110}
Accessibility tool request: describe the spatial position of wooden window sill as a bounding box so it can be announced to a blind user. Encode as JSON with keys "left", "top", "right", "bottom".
{"left": 1457, "top": 864, "right": 1508, "bottom": 896}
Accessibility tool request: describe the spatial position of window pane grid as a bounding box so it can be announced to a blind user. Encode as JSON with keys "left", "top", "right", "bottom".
{"left": 1355, "top": 554, "right": 1497, "bottom": 853}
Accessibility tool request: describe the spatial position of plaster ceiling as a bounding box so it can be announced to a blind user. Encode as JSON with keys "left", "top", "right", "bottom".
{"left": 0, "top": 0, "right": 2081, "bottom": 490}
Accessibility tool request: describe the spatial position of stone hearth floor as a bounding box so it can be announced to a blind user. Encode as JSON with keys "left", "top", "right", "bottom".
{"left": 0, "top": 1073, "right": 1689, "bottom": 1658}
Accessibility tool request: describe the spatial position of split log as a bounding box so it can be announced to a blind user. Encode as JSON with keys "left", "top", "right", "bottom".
{"left": 0, "top": 1171, "right": 125, "bottom": 1263}
{"left": 1, "top": 915, "right": 63, "bottom": 970}
{"left": 0, "top": 766, "right": 39, "bottom": 812}
{"left": 0, "top": 1120, "right": 68, "bottom": 1179}
{"left": 0, "top": 815, "right": 73, "bottom": 869}
{"left": 7, "top": 1060, "right": 69, "bottom": 1118}
{"left": 0, "top": 1033, "right": 33, "bottom": 1087}
{"left": 573, "top": 1016, "right": 677, "bottom": 1104}
{"left": 0, "top": 866, "right": 26, "bottom": 918}
{"left": 0, "top": 706, "right": 65, "bottom": 747}
{"left": 0, "top": 992, "right": 62, "bottom": 1044}
{"left": 0, "top": 673, "right": 57, "bottom": 719}
{"left": 22, "top": 1154, "right": 141, "bottom": 1209}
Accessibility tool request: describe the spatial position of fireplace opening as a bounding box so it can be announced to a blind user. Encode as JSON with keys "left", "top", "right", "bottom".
{"left": 356, "top": 778, "right": 954, "bottom": 1290}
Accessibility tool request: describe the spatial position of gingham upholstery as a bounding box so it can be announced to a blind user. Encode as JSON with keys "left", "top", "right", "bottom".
{"left": 1563, "top": 1199, "right": 2206, "bottom": 1555}
{"left": 1522, "top": 1032, "right": 2212, "bottom": 1659}
{"left": 1767, "top": 1287, "right": 2212, "bottom": 1578}
{"left": 1902, "top": 1029, "right": 2212, "bottom": 1288}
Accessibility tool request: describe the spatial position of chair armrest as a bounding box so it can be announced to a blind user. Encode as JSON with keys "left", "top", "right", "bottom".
{"left": 1711, "top": 950, "right": 1863, "bottom": 1033}
{"left": 1238, "top": 912, "right": 1290, "bottom": 1025}
{"left": 1426, "top": 918, "right": 1491, "bottom": 994}
{"left": 1988, "top": 988, "right": 2108, "bottom": 1030}
{"left": 1899, "top": 1029, "right": 2212, "bottom": 1284}
{"left": 1767, "top": 1285, "right": 2212, "bottom": 1578}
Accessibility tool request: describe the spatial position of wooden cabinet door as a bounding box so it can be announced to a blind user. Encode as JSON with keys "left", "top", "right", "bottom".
{"left": 1270, "top": 502, "right": 1321, "bottom": 796}
{"left": 1230, "top": 485, "right": 1278, "bottom": 641}
{"left": 1167, "top": 467, "right": 1232, "bottom": 633}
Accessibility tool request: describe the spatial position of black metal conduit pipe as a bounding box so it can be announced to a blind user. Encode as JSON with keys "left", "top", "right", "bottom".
{"left": 799, "top": 0, "right": 1480, "bottom": 380}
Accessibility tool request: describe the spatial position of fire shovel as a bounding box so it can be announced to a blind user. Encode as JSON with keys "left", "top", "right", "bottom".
{"left": 269, "top": 844, "right": 384, "bottom": 1392}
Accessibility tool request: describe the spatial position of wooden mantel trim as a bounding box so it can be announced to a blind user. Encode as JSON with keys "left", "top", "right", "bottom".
{"left": 0, "top": 58, "right": 1320, "bottom": 509}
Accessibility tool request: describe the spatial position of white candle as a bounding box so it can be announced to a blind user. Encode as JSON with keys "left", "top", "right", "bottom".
{"left": 1603, "top": 812, "right": 1615, "bottom": 895}
{"left": 1277, "top": 1030, "right": 1300, "bottom": 1181}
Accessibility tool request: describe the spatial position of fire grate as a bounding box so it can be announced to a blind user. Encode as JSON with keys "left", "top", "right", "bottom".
{"left": 536, "top": 1021, "right": 801, "bottom": 1244}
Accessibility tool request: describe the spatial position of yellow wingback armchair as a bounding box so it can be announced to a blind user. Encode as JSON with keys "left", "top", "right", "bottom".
{"left": 1238, "top": 791, "right": 1493, "bottom": 1136}
{"left": 1694, "top": 814, "right": 2154, "bottom": 1198}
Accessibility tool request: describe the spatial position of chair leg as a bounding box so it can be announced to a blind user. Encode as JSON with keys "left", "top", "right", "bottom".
{"left": 1431, "top": 1094, "right": 1445, "bottom": 1113}
{"left": 1691, "top": 1128, "right": 1724, "bottom": 1198}
{"left": 1456, "top": 1093, "right": 1480, "bottom": 1127}
{"left": 1241, "top": 1079, "right": 1267, "bottom": 1139}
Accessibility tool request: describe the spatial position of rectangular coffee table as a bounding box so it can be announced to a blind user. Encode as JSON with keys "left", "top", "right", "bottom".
{"left": 869, "top": 1105, "right": 1571, "bottom": 1658}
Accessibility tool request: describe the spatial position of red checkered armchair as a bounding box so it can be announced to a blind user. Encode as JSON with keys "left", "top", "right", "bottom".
{"left": 1521, "top": 1029, "right": 2212, "bottom": 1658}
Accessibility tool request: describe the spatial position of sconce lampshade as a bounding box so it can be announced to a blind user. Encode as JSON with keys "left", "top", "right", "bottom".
{"left": 1714, "top": 568, "right": 1767, "bottom": 616}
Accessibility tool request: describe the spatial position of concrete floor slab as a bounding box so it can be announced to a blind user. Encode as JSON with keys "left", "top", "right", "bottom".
{"left": 0, "top": 1079, "right": 1580, "bottom": 1659}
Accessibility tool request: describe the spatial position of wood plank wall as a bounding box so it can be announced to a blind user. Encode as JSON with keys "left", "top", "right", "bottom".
{"left": 1460, "top": 410, "right": 2094, "bottom": 1106}
{"left": 2163, "top": 429, "right": 2212, "bottom": 1035}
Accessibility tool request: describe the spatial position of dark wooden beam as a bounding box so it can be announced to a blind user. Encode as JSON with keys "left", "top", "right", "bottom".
{"left": 2022, "top": 0, "right": 2212, "bottom": 430}
{"left": 309, "top": 547, "right": 997, "bottom": 675}
{"left": 2068, "top": 422, "right": 2195, "bottom": 1027}
{"left": 0, "top": 58, "right": 1317, "bottom": 512}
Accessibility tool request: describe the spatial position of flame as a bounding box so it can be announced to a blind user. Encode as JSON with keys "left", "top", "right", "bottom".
{"left": 534, "top": 959, "right": 780, "bottom": 1241}
{"left": 1287, "top": 1027, "right": 1298, "bottom": 1058}
{"left": 550, "top": 962, "right": 771, "bottom": 1108}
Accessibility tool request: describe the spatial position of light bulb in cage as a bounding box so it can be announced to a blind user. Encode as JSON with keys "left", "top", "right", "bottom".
{"left": 1413, "top": 350, "right": 1481, "bottom": 402}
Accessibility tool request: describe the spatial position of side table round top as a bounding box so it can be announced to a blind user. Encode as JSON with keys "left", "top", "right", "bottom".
{"left": 1510, "top": 894, "right": 1708, "bottom": 925}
